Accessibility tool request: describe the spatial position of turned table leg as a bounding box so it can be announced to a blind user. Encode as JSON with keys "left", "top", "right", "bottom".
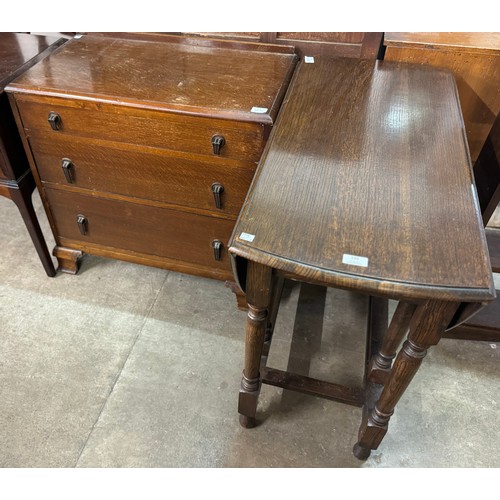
{"left": 238, "top": 261, "right": 272, "bottom": 428}
{"left": 368, "top": 301, "right": 417, "bottom": 385}
{"left": 354, "top": 300, "right": 459, "bottom": 460}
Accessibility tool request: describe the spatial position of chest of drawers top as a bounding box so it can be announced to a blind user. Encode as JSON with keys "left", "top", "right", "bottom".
{"left": 6, "top": 35, "right": 297, "bottom": 124}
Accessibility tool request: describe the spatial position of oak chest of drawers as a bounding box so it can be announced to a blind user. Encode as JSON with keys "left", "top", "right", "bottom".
{"left": 6, "top": 35, "right": 297, "bottom": 286}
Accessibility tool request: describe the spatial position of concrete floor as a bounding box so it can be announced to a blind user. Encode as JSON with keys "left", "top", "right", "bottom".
{"left": 0, "top": 192, "right": 499, "bottom": 468}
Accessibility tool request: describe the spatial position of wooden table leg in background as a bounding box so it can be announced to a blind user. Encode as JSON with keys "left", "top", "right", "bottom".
{"left": 354, "top": 300, "right": 459, "bottom": 460}
{"left": 1, "top": 174, "right": 56, "bottom": 277}
{"left": 238, "top": 261, "right": 273, "bottom": 428}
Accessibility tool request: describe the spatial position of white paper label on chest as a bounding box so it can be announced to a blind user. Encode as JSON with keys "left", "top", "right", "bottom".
{"left": 250, "top": 106, "right": 268, "bottom": 114}
{"left": 304, "top": 56, "right": 315, "bottom": 63}
{"left": 342, "top": 254, "right": 369, "bottom": 267}
{"left": 240, "top": 232, "right": 256, "bottom": 242}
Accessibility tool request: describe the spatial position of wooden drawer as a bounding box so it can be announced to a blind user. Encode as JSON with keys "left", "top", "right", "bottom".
{"left": 15, "top": 95, "right": 266, "bottom": 163}
{"left": 30, "top": 134, "right": 256, "bottom": 216}
{"left": 44, "top": 187, "right": 235, "bottom": 273}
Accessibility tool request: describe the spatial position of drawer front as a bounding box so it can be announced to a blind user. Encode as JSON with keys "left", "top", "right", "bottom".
{"left": 45, "top": 188, "right": 235, "bottom": 272}
{"left": 30, "top": 134, "right": 256, "bottom": 215}
{"left": 16, "top": 96, "right": 266, "bottom": 163}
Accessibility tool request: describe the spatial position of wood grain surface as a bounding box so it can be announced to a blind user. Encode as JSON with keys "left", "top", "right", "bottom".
{"left": 44, "top": 187, "right": 235, "bottom": 274}
{"left": 92, "top": 32, "right": 382, "bottom": 59}
{"left": 277, "top": 32, "right": 365, "bottom": 43}
{"left": 6, "top": 35, "right": 297, "bottom": 124}
{"left": 230, "top": 57, "right": 495, "bottom": 302}
{"left": 29, "top": 133, "right": 256, "bottom": 216}
{"left": 15, "top": 95, "right": 267, "bottom": 162}
{"left": 0, "top": 33, "right": 61, "bottom": 90}
{"left": 385, "top": 32, "right": 500, "bottom": 55}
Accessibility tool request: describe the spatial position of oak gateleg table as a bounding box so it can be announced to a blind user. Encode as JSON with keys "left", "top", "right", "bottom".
{"left": 228, "top": 57, "right": 495, "bottom": 459}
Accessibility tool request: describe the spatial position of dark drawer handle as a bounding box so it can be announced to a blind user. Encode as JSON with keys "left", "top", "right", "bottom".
{"left": 61, "top": 158, "right": 74, "bottom": 183}
{"left": 212, "top": 240, "right": 223, "bottom": 261}
{"left": 48, "top": 111, "right": 62, "bottom": 130}
{"left": 211, "top": 135, "right": 225, "bottom": 155}
{"left": 211, "top": 182, "right": 224, "bottom": 209}
{"left": 76, "top": 214, "right": 87, "bottom": 235}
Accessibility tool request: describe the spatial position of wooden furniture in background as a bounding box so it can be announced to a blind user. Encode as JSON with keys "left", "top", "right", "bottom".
{"left": 6, "top": 35, "right": 296, "bottom": 297}
{"left": 177, "top": 32, "right": 383, "bottom": 59}
{"left": 449, "top": 113, "right": 500, "bottom": 341}
{"left": 476, "top": 113, "right": 500, "bottom": 226}
{"left": 383, "top": 32, "right": 500, "bottom": 164}
{"left": 91, "top": 32, "right": 383, "bottom": 59}
{"left": 0, "top": 33, "right": 64, "bottom": 277}
{"left": 229, "top": 57, "right": 495, "bottom": 459}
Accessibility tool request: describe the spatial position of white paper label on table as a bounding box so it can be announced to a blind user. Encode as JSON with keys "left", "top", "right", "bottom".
{"left": 250, "top": 107, "right": 268, "bottom": 114}
{"left": 342, "top": 254, "right": 369, "bottom": 267}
